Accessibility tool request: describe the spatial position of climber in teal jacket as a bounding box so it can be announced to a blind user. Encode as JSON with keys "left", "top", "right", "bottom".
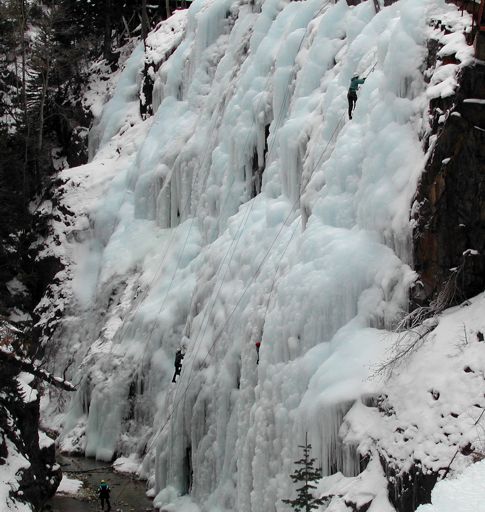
{"left": 97, "top": 480, "right": 111, "bottom": 511}
{"left": 347, "top": 75, "right": 365, "bottom": 119}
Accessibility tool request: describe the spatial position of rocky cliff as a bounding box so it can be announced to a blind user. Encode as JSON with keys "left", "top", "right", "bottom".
{"left": 413, "top": 61, "right": 485, "bottom": 307}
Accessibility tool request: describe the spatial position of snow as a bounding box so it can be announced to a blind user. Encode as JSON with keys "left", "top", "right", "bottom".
{"left": 416, "top": 460, "right": 485, "bottom": 512}
{"left": 464, "top": 98, "right": 485, "bottom": 104}
{"left": 88, "top": 43, "right": 146, "bottom": 158}
{"left": 83, "top": 41, "right": 141, "bottom": 121}
{"left": 145, "top": 10, "right": 188, "bottom": 67}
{"left": 8, "top": 309, "right": 32, "bottom": 324}
{"left": 427, "top": 64, "right": 459, "bottom": 99}
{"left": 318, "top": 457, "right": 395, "bottom": 512}
{"left": 113, "top": 454, "right": 142, "bottom": 474}
{"left": 155, "top": 491, "right": 201, "bottom": 512}
{"left": 425, "top": 14, "right": 473, "bottom": 99}
{"left": 6, "top": 278, "right": 28, "bottom": 296}
{"left": 438, "top": 30, "right": 474, "bottom": 66}
{"left": 37, "top": 1, "right": 479, "bottom": 511}
{"left": 38, "top": 431, "right": 55, "bottom": 450}
{"left": 16, "top": 373, "right": 38, "bottom": 404}
{"left": 55, "top": 476, "right": 83, "bottom": 495}
{"left": 0, "top": 438, "right": 32, "bottom": 512}
{"left": 342, "top": 292, "right": 485, "bottom": 476}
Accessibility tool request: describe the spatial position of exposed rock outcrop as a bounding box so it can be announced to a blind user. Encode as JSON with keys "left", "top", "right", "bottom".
{"left": 384, "top": 457, "right": 438, "bottom": 512}
{"left": 413, "top": 62, "right": 485, "bottom": 306}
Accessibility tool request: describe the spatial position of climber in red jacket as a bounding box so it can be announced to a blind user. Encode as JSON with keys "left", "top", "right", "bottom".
{"left": 255, "top": 341, "right": 261, "bottom": 364}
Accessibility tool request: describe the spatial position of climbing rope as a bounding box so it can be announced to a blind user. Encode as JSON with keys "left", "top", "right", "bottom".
{"left": 103, "top": 0, "right": 379, "bottom": 462}
{"left": 145, "top": 4, "right": 339, "bottom": 450}
{"left": 123, "top": 0, "right": 327, "bottom": 355}
{"left": 147, "top": 89, "right": 356, "bottom": 453}
{"left": 177, "top": 55, "right": 381, "bottom": 404}
{"left": 174, "top": 0, "right": 341, "bottom": 402}
{"left": 155, "top": 0, "right": 335, "bottom": 421}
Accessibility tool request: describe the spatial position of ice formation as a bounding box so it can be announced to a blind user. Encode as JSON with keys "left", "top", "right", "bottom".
{"left": 39, "top": 0, "right": 478, "bottom": 511}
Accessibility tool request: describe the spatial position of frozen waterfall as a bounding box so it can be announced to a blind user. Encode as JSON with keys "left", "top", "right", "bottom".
{"left": 39, "top": 0, "right": 471, "bottom": 511}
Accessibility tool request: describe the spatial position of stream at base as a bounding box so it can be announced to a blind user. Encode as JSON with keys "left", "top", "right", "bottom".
{"left": 43, "top": 454, "right": 154, "bottom": 512}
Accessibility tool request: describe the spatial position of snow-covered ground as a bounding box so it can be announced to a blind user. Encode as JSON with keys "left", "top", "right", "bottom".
{"left": 55, "top": 476, "right": 83, "bottom": 495}
{"left": 417, "top": 459, "right": 485, "bottom": 512}
{"left": 36, "top": 0, "right": 482, "bottom": 511}
{"left": 322, "top": 292, "right": 485, "bottom": 511}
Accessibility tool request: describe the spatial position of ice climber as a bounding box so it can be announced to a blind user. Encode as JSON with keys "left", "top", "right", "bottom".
{"left": 347, "top": 75, "right": 366, "bottom": 119}
{"left": 97, "top": 479, "right": 111, "bottom": 511}
{"left": 172, "top": 348, "right": 185, "bottom": 382}
{"left": 255, "top": 341, "right": 261, "bottom": 364}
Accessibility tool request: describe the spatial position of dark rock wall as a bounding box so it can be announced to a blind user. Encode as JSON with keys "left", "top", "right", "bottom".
{"left": 383, "top": 456, "right": 438, "bottom": 512}
{"left": 412, "top": 62, "right": 485, "bottom": 306}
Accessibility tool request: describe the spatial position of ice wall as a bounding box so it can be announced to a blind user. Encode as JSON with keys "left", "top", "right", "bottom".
{"left": 40, "top": 0, "right": 471, "bottom": 511}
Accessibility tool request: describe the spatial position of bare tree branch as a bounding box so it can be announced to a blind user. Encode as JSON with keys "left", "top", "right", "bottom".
{"left": 0, "top": 347, "right": 76, "bottom": 391}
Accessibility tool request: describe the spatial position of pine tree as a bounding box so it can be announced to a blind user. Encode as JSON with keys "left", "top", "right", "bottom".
{"left": 282, "top": 433, "right": 327, "bottom": 512}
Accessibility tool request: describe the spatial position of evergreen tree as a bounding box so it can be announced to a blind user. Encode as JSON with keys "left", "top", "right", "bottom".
{"left": 282, "top": 434, "right": 327, "bottom": 512}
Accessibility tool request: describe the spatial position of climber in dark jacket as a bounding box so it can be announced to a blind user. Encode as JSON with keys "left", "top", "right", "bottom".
{"left": 347, "top": 75, "right": 366, "bottom": 119}
{"left": 97, "top": 480, "right": 111, "bottom": 511}
{"left": 255, "top": 341, "right": 261, "bottom": 365}
{"left": 172, "top": 348, "right": 185, "bottom": 382}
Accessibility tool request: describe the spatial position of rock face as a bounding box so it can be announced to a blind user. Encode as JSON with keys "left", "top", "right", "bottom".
{"left": 385, "top": 459, "right": 438, "bottom": 512}
{"left": 413, "top": 62, "right": 485, "bottom": 306}
{"left": 377, "top": 45, "right": 485, "bottom": 512}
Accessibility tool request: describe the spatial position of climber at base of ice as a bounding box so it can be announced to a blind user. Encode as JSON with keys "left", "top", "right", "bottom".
{"left": 172, "top": 348, "right": 185, "bottom": 383}
{"left": 255, "top": 341, "right": 261, "bottom": 365}
{"left": 97, "top": 479, "right": 111, "bottom": 511}
{"left": 347, "top": 75, "right": 366, "bottom": 119}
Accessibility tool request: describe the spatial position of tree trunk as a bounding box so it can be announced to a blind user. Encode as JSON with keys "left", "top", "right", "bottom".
{"left": 164, "top": 0, "right": 171, "bottom": 20}
{"left": 103, "top": 0, "right": 113, "bottom": 60}
{"left": 18, "top": 0, "right": 29, "bottom": 207}
{"left": 141, "top": 0, "right": 149, "bottom": 47}
{"left": 37, "top": 64, "right": 49, "bottom": 187}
